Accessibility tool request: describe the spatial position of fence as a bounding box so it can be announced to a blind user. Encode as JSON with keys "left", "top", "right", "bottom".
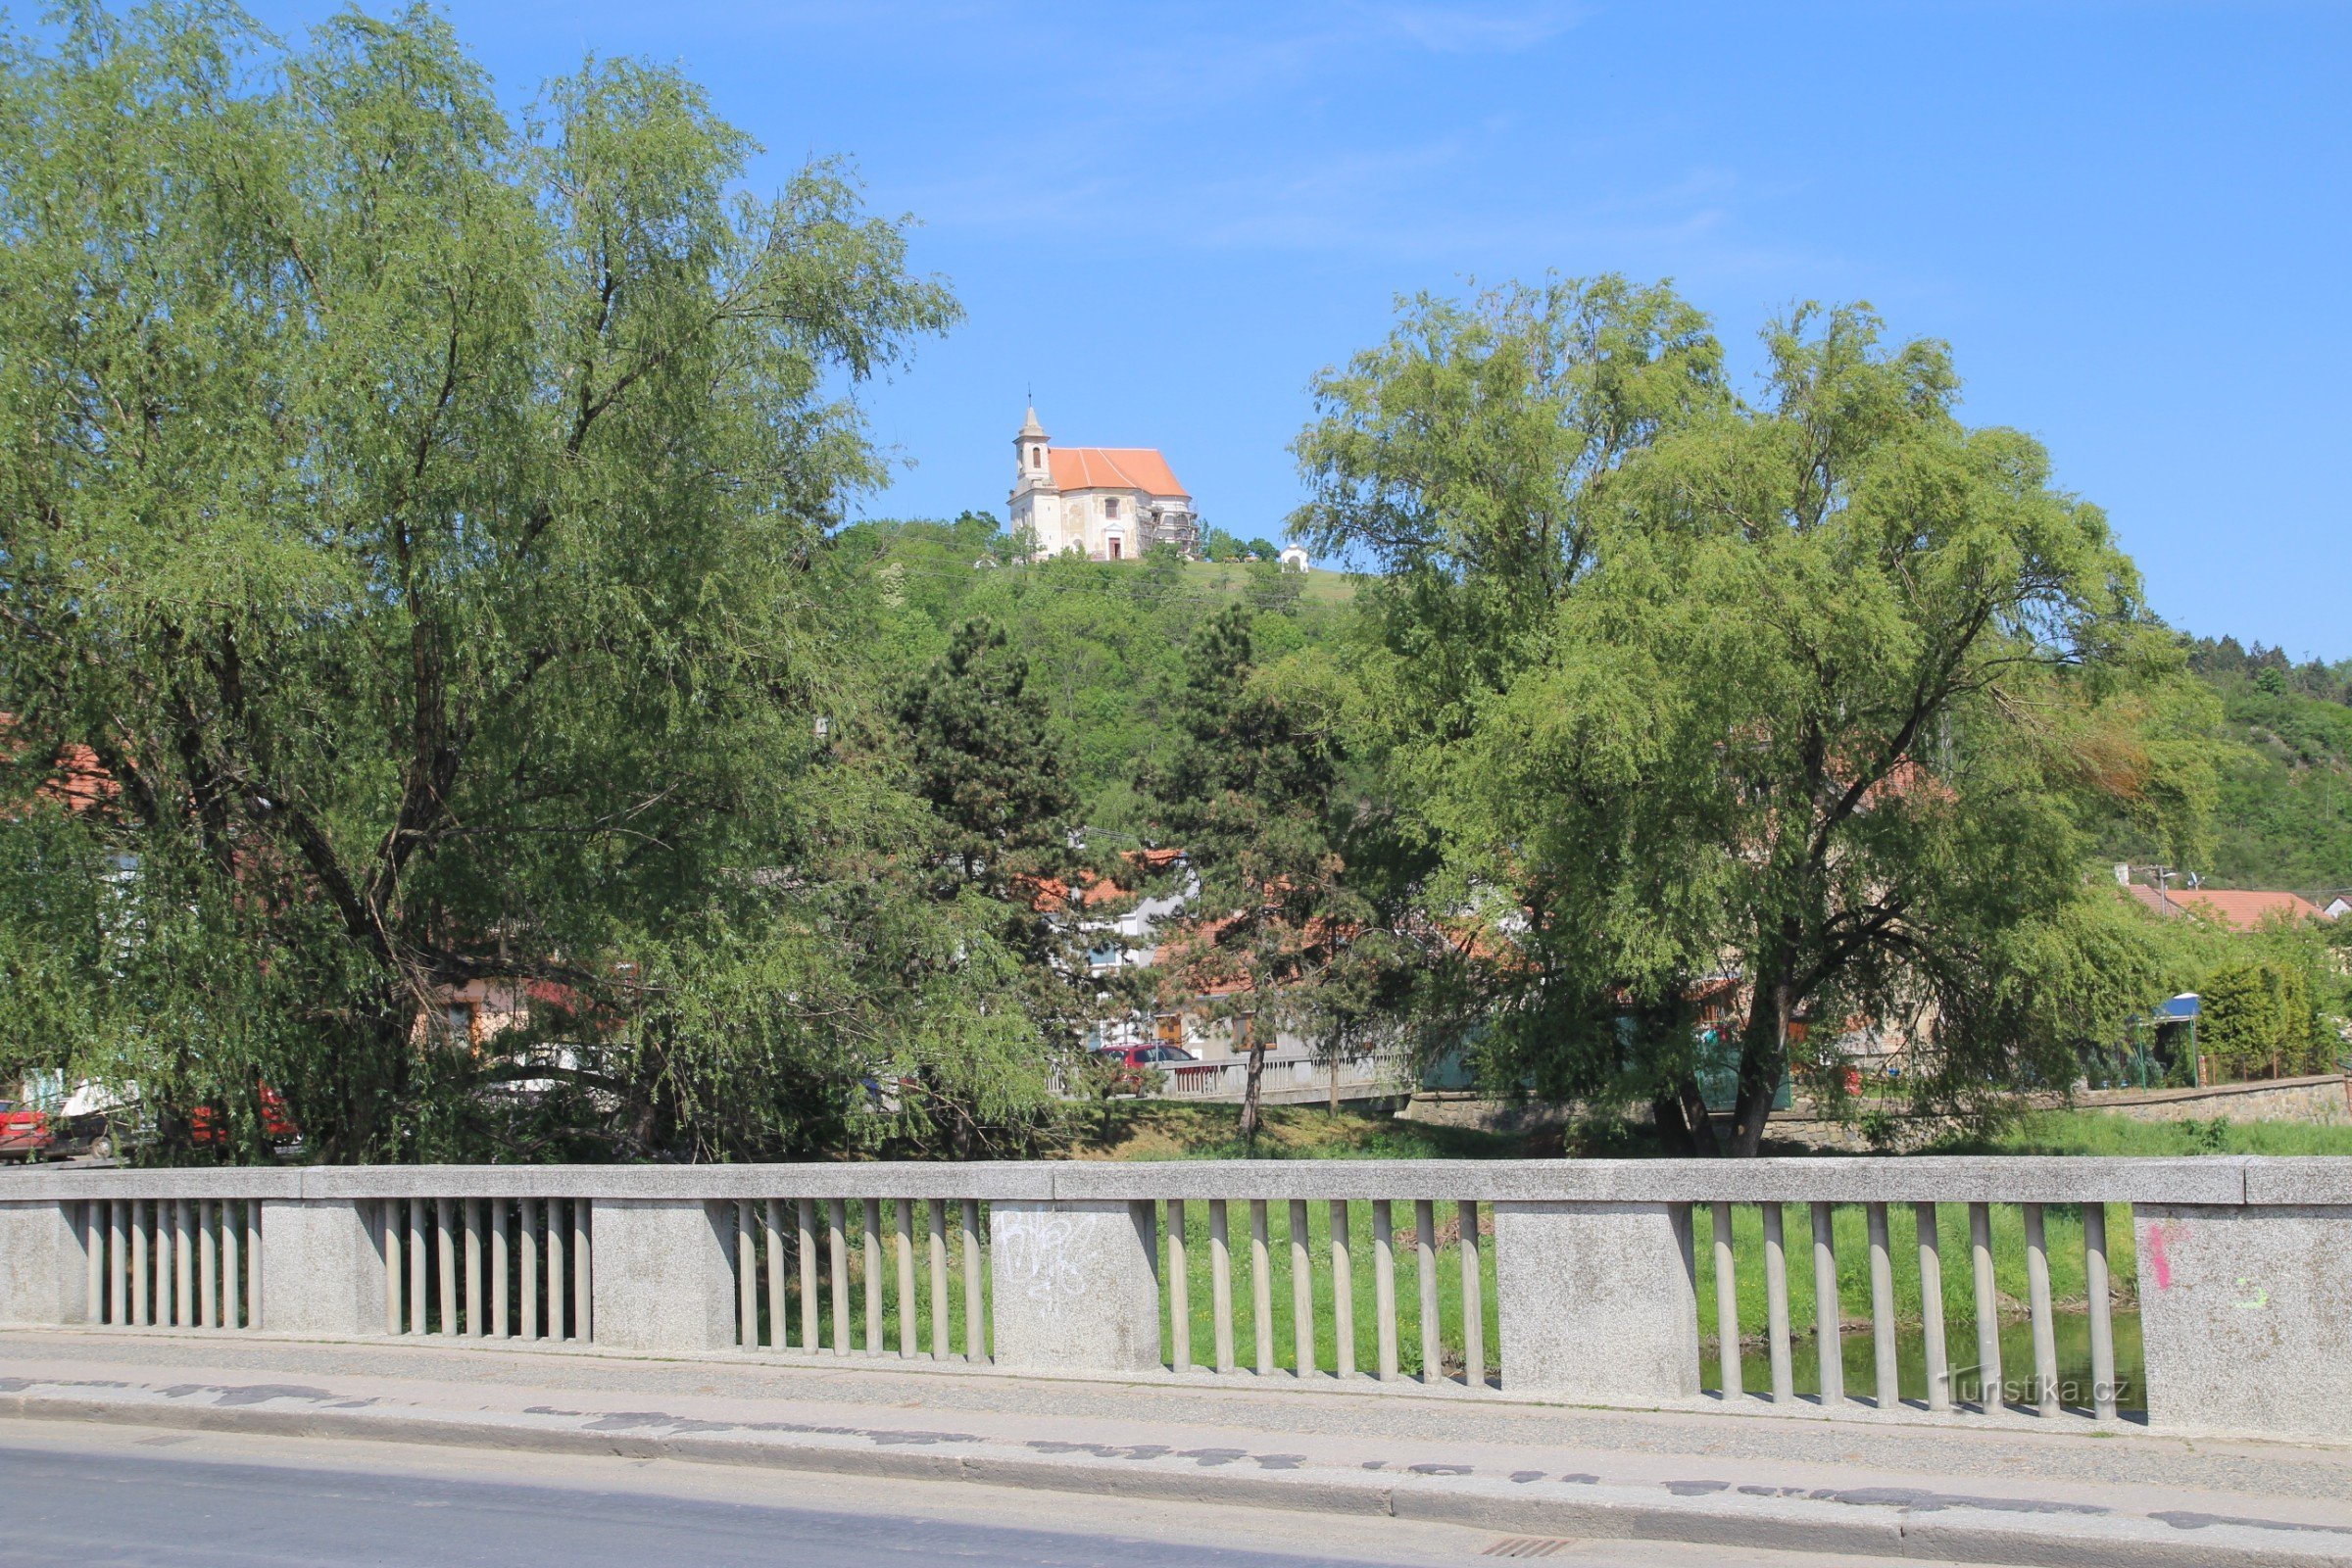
{"left": 1161, "top": 1053, "right": 1396, "bottom": 1103}
{"left": 1, "top": 1157, "right": 2346, "bottom": 1443}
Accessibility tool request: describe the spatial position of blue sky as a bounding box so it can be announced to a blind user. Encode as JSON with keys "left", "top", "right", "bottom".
{"left": 244, "top": 1, "right": 2350, "bottom": 659}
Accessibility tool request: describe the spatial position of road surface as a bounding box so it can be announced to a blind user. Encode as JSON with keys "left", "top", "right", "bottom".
{"left": 0, "top": 1421, "right": 1813, "bottom": 1568}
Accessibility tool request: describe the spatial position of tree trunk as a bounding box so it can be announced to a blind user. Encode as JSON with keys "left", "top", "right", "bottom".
{"left": 1678, "top": 1074, "right": 1721, "bottom": 1156}
{"left": 1726, "top": 976, "right": 1791, "bottom": 1158}
{"left": 1237, "top": 1034, "right": 1269, "bottom": 1152}
{"left": 1649, "top": 1089, "right": 1698, "bottom": 1155}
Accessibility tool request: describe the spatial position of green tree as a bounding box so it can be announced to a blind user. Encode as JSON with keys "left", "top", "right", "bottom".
{"left": 0, "top": 6, "right": 1054, "bottom": 1163}
{"left": 2198, "top": 959, "right": 2323, "bottom": 1080}
{"left": 894, "top": 616, "right": 1104, "bottom": 1146}
{"left": 1139, "top": 607, "right": 1384, "bottom": 1148}
{"left": 1303, "top": 290, "right": 2214, "bottom": 1153}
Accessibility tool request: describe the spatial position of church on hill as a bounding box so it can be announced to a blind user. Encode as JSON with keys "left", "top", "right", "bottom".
{"left": 1007, "top": 406, "right": 1200, "bottom": 561}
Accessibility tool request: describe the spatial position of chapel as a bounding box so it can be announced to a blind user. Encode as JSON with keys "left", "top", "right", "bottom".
{"left": 1007, "top": 407, "right": 1199, "bottom": 560}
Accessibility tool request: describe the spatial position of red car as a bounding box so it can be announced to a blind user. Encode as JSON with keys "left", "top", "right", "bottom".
{"left": 0, "top": 1101, "right": 53, "bottom": 1159}
{"left": 1091, "top": 1044, "right": 1197, "bottom": 1094}
{"left": 190, "top": 1087, "right": 300, "bottom": 1149}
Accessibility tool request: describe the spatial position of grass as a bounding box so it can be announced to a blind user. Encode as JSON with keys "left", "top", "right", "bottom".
{"left": 1061, "top": 1102, "right": 1534, "bottom": 1162}
{"left": 1934, "top": 1107, "right": 2352, "bottom": 1157}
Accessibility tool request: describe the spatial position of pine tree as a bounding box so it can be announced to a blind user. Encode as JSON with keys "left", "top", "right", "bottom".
{"left": 1142, "top": 607, "right": 1373, "bottom": 1149}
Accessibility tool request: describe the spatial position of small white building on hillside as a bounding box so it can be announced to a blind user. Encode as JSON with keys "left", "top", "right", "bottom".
{"left": 1008, "top": 406, "right": 1199, "bottom": 560}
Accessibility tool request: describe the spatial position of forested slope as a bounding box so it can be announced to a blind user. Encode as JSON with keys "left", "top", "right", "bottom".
{"left": 2150, "top": 639, "right": 2352, "bottom": 896}
{"left": 856, "top": 523, "right": 2350, "bottom": 903}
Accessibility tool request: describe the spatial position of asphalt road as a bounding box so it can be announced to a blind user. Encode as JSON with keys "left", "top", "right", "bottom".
{"left": 1, "top": 1441, "right": 1413, "bottom": 1568}
{"left": 0, "top": 1418, "right": 1905, "bottom": 1568}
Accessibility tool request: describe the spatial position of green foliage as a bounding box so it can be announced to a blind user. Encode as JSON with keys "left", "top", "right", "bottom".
{"left": 0, "top": 5, "right": 1065, "bottom": 1163}
{"left": 2198, "top": 959, "right": 2329, "bottom": 1079}
{"left": 1298, "top": 283, "right": 2218, "bottom": 1152}
{"left": 1136, "top": 606, "right": 1404, "bottom": 1145}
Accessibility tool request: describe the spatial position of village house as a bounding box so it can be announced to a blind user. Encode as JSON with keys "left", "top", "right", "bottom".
{"left": 1007, "top": 406, "right": 1199, "bottom": 560}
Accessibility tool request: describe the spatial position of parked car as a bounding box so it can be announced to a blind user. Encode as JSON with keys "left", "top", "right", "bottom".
{"left": 189, "top": 1087, "right": 301, "bottom": 1151}
{"left": 1091, "top": 1044, "right": 1198, "bottom": 1095}
{"left": 0, "top": 1101, "right": 53, "bottom": 1160}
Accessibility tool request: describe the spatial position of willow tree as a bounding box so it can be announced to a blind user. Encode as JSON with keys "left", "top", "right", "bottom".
{"left": 0, "top": 6, "right": 1060, "bottom": 1161}
{"left": 1300, "top": 292, "right": 2213, "bottom": 1152}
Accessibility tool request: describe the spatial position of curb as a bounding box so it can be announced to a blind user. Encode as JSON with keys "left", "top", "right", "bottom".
{"left": 3, "top": 1389, "right": 2348, "bottom": 1568}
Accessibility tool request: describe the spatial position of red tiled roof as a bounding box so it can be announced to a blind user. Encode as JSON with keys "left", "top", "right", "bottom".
{"left": 2124, "top": 883, "right": 2327, "bottom": 931}
{"left": 0, "top": 713, "right": 116, "bottom": 813}
{"left": 1048, "top": 448, "right": 1188, "bottom": 498}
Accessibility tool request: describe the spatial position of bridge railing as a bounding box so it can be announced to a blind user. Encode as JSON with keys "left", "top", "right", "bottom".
{"left": 1, "top": 1156, "right": 2345, "bottom": 1443}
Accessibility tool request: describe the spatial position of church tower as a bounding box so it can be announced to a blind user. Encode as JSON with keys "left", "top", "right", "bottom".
{"left": 1009, "top": 405, "right": 1060, "bottom": 557}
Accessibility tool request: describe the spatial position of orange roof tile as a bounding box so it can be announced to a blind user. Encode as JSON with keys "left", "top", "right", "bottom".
{"left": 2124, "top": 883, "right": 2327, "bottom": 931}
{"left": 1048, "top": 447, "right": 1188, "bottom": 498}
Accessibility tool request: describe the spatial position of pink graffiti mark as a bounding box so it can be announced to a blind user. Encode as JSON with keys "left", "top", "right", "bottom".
{"left": 2147, "top": 1222, "right": 2174, "bottom": 1290}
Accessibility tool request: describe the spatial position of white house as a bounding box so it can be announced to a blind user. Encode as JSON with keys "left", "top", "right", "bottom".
{"left": 1008, "top": 407, "right": 1198, "bottom": 560}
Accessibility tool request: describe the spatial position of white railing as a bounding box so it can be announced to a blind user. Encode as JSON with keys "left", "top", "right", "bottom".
{"left": 1161, "top": 1053, "right": 1396, "bottom": 1101}
{"left": 1, "top": 1157, "right": 2346, "bottom": 1443}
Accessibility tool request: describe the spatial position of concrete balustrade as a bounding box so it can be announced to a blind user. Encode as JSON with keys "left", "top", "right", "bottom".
{"left": 2, "top": 1156, "right": 2346, "bottom": 1443}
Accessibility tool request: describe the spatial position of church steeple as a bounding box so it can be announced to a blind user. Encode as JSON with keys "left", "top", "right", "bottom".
{"left": 1014, "top": 405, "right": 1052, "bottom": 491}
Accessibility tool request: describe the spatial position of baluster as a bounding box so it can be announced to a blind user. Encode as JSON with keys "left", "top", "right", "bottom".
{"left": 764, "top": 1200, "right": 787, "bottom": 1352}
{"left": 408, "top": 1198, "right": 429, "bottom": 1336}
{"left": 435, "top": 1198, "right": 458, "bottom": 1337}
{"left": 895, "top": 1200, "right": 917, "bottom": 1358}
{"left": 382, "top": 1200, "right": 404, "bottom": 1335}
{"left": 245, "top": 1200, "right": 263, "bottom": 1330}
{"left": 170, "top": 1197, "right": 188, "bottom": 1325}
{"left": 1289, "top": 1199, "right": 1314, "bottom": 1378}
{"left": 834, "top": 1200, "right": 856, "bottom": 1356}
{"left": 109, "top": 1200, "right": 127, "bottom": 1327}
{"left": 220, "top": 1201, "right": 242, "bottom": 1331}
{"left": 519, "top": 1198, "right": 540, "bottom": 1342}
{"left": 959, "top": 1199, "right": 984, "bottom": 1363}
{"left": 545, "top": 1200, "right": 565, "bottom": 1341}
{"left": 465, "top": 1199, "right": 484, "bottom": 1338}
{"left": 1969, "top": 1202, "right": 2002, "bottom": 1409}
{"left": 1329, "top": 1200, "right": 1354, "bottom": 1378}
{"left": 170, "top": 1198, "right": 188, "bottom": 1325}
{"left": 1168, "top": 1199, "right": 1191, "bottom": 1373}
{"left": 490, "top": 1200, "right": 510, "bottom": 1340}
{"left": 197, "top": 1200, "right": 218, "bottom": 1329}
{"left": 130, "top": 1199, "right": 150, "bottom": 1327}
{"left": 926, "top": 1200, "right": 949, "bottom": 1360}
{"left": 1867, "top": 1202, "right": 1897, "bottom": 1410}
{"left": 2025, "top": 1202, "right": 2058, "bottom": 1416}
{"left": 1711, "top": 1201, "right": 1740, "bottom": 1398}
{"left": 1250, "top": 1200, "right": 1274, "bottom": 1375}
{"left": 152, "top": 1200, "right": 171, "bottom": 1327}
{"left": 1208, "top": 1199, "right": 1235, "bottom": 1373}
{"left": 1762, "top": 1202, "right": 1792, "bottom": 1403}
{"left": 83, "top": 1202, "right": 103, "bottom": 1325}
{"left": 2083, "top": 1203, "right": 2118, "bottom": 1421}
{"left": 570, "top": 1200, "right": 591, "bottom": 1342}
{"left": 1373, "top": 1200, "right": 1398, "bottom": 1382}
{"left": 1916, "top": 1201, "right": 1949, "bottom": 1413}
{"left": 1415, "top": 1200, "right": 1442, "bottom": 1385}
{"left": 802, "top": 1198, "right": 824, "bottom": 1353}
{"left": 862, "top": 1199, "right": 883, "bottom": 1354}
{"left": 1458, "top": 1200, "right": 1485, "bottom": 1392}
{"left": 1810, "top": 1201, "right": 1841, "bottom": 1406}
{"left": 737, "top": 1200, "right": 758, "bottom": 1348}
